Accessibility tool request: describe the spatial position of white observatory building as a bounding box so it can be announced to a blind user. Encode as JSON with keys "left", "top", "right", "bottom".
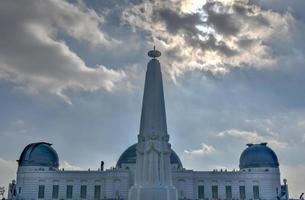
{"left": 7, "top": 49, "right": 289, "bottom": 200}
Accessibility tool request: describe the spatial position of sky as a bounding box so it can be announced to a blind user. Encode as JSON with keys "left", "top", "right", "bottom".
{"left": 0, "top": 0, "right": 305, "bottom": 198}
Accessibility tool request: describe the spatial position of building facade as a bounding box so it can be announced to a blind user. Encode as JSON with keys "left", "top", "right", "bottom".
{"left": 8, "top": 50, "right": 289, "bottom": 200}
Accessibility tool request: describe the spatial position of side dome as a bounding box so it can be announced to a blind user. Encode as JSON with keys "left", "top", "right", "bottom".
{"left": 18, "top": 142, "right": 59, "bottom": 168}
{"left": 116, "top": 144, "right": 183, "bottom": 169}
{"left": 239, "top": 143, "right": 279, "bottom": 169}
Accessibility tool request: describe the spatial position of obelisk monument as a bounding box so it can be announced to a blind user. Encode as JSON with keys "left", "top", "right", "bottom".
{"left": 128, "top": 48, "right": 178, "bottom": 200}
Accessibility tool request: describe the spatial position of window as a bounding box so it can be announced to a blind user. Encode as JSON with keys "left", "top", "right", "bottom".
{"left": 179, "top": 190, "right": 184, "bottom": 198}
{"left": 198, "top": 185, "right": 205, "bottom": 199}
{"left": 226, "top": 186, "right": 232, "bottom": 200}
{"left": 253, "top": 185, "right": 260, "bottom": 199}
{"left": 240, "top": 186, "right": 246, "bottom": 200}
{"left": 80, "top": 185, "right": 87, "bottom": 199}
{"left": 38, "top": 185, "right": 45, "bottom": 199}
{"left": 94, "top": 185, "right": 101, "bottom": 200}
{"left": 52, "top": 185, "right": 59, "bottom": 199}
{"left": 212, "top": 185, "right": 218, "bottom": 199}
{"left": 66, "top": 185, "right": 73, "bottom": 199}
{"left": 178, "top": 179, "right": 185, "bottom": 198}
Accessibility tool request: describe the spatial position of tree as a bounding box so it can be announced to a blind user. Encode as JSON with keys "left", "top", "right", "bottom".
{"left": 0, "top": 187, "right": 5, "bottom": 199}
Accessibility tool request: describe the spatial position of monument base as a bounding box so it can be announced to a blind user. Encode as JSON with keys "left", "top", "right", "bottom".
{"left": 128, "top": 185, "right": 178, "bottom": 200}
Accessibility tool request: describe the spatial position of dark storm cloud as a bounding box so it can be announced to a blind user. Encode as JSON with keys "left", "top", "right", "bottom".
{"left": 154, "top": 8, "right": 201, "bottom": 35}
{"left": 237, "top": 37, "right": 257, "bottom": 49}
{"left": 203, "top": 1, "right": 240, "bottom": 36}
{"left": 153, "top": 7, "right": 237, "bottom": 57}
{"left": 121, "top": 0, "right": 298, "bottom": 77}
{"left": 203, "top": 1, "right": 270, "bottom": 37}
{"left": 155, "top": 1, "right": 266, "bottom": 57}
{"left": 195, "top": 34, "right": 237, "bottom": 56}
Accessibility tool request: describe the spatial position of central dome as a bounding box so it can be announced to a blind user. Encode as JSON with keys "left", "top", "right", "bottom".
{"left": 116, "top": 144, "right": 183, "bottom": 169}
{"left": 239, "top": 143, "right": 279, "bottom": 169}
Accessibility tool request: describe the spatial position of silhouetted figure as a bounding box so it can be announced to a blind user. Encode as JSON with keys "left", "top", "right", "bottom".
{"left": 300, "top": 193, "right": 304, "bottom": 200}
{"left": 101, "top": 161, "right": 104, "bottom": 171}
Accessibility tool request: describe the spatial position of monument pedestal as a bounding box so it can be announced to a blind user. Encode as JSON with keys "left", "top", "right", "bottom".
{"left": 129, "top": 185, "right": 177, "bottom": 200}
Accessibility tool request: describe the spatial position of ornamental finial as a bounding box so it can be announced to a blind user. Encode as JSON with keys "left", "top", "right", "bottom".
{"left": 148, "top": 46, "right": 161, "bottom": 58}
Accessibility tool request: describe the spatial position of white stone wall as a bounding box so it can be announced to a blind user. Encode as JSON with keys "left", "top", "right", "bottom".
{"left": 172, "top": 167, "right": 281, "bottom": 200}
{"left": 13, "top": 166, "right": 282, "bottom": 200}
{"left": 15, "top": 167, "right": 131, "bottom": 200}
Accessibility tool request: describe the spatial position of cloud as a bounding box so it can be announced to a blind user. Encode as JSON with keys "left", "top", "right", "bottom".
{"left": 1, "top": 0, "right": 301, "bottom": 98}
{"left": 121, "top": 0, "right": 299, "bottom": 78}
{"left": 155, "top": 8, "right": 202, "bottom": 35}
{"left": 0, "top": 0, "right": 127, "bottom": 103}
{"left": 10, "top": 119, "right": 25, "bottom": 128}
{"left": 59, "top": 161, "right": 83, "bottom": 171}
{"left": 184, "top": 143, "right": 216, "bottom": 156}
{"left": 217, "top": 129, "right": 288, "bottom": 149}
{"left": 298, "top": 120, "right": 305, "bottom": 128}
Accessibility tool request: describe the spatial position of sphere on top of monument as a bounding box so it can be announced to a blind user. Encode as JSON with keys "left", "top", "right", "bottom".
{"left": 18, "top": 142, "right": 59, "bottom": 168}
{"left": 239, "top": 142, "right": 279, "bottom": 169}
{"left": 148, "top": 46, "right": 161, "bottom": 58}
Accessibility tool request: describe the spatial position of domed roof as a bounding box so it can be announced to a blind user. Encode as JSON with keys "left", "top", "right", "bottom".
{"left": 239, "top": 143, "right": 279, "bottom": 169}
{"left": 116, "top": 144, "right": 183, "bottom": 169}
{"left": 18, "top": 142, "right": 59, "bottom": 168}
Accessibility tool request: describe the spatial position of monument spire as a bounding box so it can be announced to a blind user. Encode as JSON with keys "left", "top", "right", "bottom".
{"left": 139, "top": 46, "right": 168, "bottom": 140}
{"left": 128, "top": 48, "right": 178, "bottom": 200}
